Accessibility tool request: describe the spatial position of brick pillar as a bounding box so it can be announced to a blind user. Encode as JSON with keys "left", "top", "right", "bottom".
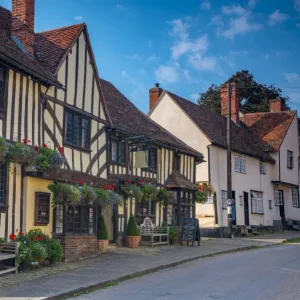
{"left": 220, "top": 83, "right": 240, "bottom": 124}
{"left": 149, "top": 83, "right": 163, "bottom": 111}
{"left": 12, "top": 0, "right": 35, "bottom": 55}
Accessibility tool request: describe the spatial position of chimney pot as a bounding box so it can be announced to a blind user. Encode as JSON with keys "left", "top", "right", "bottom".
{"left": 220, "top": 82, "right": 240, "bottom": 125}
{"left": 155, "top": 83, "right": 159, "bottom": 88}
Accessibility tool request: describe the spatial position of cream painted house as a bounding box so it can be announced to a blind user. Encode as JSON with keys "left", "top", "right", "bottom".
{"left": 149, "top": 83, "right": 300, "bottom": 236}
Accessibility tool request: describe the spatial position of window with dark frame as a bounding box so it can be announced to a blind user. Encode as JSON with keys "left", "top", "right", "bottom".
{"left": 65, "top": 109, "right": 90, "bottom": 149}
{"left": 111, "top": 139, "right": 126, "bottom": 164}
{"left": 292, "top": 188, "right": 299, "bottom": 207}
{"left": 139, "top": 200, "right": 155, "bottom": 216}
{"left": 287, "top": 150, "right": 294, "bottom": 169}
{"left": 260, "top": 161, "right": 266, "bottom": 175}
{"left": 174, "top": 153, "right": 181, "bottom": 171}
{"left": 53, "top": 205, "right": 96, "bottom": 235}
{"left": 0, "top": 164, "right": 6, "bottom": 206}
{"left": 35, "top": 192, "right": 50, "bottom": 225}
{"left": 146, "top": 147, "right": 157, "bottom": 172}
{"left": 0, "top": 68, "right": 6, "bottom": 110}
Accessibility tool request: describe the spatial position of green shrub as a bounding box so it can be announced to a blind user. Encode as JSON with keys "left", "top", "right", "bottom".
{"left": 0, "top": 237, "right": 7, "bottom": 243}
{"left": 44, "top": 238, "right": 63, "bottom": 264}
{"left": 169, "top": 227, "right": 177, "bottom": 240}
{"left": 126, "top": 215, "right": 140, "bottom": 237}
{"left": 97, "top": 215, "right": 108, "bottom": 240}
{"left": 29, "top": 242, "right": 47, "bottom": 264}
{"left": 195, "top": 190, "right": 206, "bottom": 204}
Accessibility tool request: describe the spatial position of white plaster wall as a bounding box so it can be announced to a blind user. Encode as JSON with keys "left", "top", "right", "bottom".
{"left": 210, "top": 146, "right": 274, "bottom": 227}
{"left": 149, "top": 93, "right": 210, "bottom": 182}
{"left": 279, "top": 116, "right": 299, "bottom": 185}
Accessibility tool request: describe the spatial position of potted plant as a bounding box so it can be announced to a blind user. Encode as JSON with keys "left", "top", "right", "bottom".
{"left": 169, "top": 227, "right": 177, "bottom": 244}
{"left": 48, "top": 182, "right": 81, "bottom": 207}
{"left": 81, "top": 184, "right": 97, "bottom": 204}
{"left": 120, "top": 180, "right": 143, "bottom": 201}
{"left": 7, "top": 139, "right": 36, "bottom": 165}
{"left": 126, "top": 214, "right": 140, "bottom": 249}
{"left": 97, "top": 215, "right": 109, "bottom": 254}
{"left": 140, "top": 182, "right": 157, "bottom": 201}
{"left": 157, "top": 188, "right": 173, "bottom": 207}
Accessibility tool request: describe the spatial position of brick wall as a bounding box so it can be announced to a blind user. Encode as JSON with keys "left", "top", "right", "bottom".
{"left": 54, "top": 235, "right": 99, "bottom": 262}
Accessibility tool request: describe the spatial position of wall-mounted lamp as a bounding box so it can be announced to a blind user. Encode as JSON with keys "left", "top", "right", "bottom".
{"left": 269, "top": 199, "right": 273, "bottom": 209}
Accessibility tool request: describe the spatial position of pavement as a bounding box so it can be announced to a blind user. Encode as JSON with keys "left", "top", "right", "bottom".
{"left": 0, "top": 231, "right": 300, "bottom": 300}
{"left": 70, "top": 242, "right": 300, "bottom": 300}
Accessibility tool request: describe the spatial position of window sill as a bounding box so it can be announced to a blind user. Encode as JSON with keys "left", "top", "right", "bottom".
{"left": 235, "top": 171, "right": 246, "bottom": 174}
{"left": 141, "top": 168, "right": 157, "bottom": 173}
{"left": 292, "top": 205, "right": 300, "bottom": 208}
{"left": 64, "top": 143, "right": 92, "bottom": 153}
{"left": 136, "top": 213, "right": 155, "bottom": 218}
{"left": 251, "top": 212, "right": 264, "bottom": 215}
{"left": 110, "top": 161, "right": 127, "bottom": 167}
{"left": 34, "top": 222, "right": 49, "bottom": 226}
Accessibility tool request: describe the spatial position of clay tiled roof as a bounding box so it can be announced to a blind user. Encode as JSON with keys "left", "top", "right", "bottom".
{"left": 241, "top": 111, "right": 296, "bottom": 151}
{"left": 166, "top": 91, "right": 275, "bottom": 163}
{"left": 99, "top": 78, "right": 203, "bottom": 159}
{"left": 35, "top": 24, "right": 84, "bottom": 74}
{"left": 0, "top": 6, "right": 60, "bottom": 86}
{"left": 0, "top": 6, "right": 83, "bottom": 86}
{"left": 165, "top": 170, "right": 197, "bottom": 190}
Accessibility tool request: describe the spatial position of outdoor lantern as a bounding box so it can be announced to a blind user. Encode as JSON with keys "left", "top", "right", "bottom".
{"left": 134, "top": 150, "right": 148, "bottom": 168}
{"left": 239, "top": 195, "right": 243, "bottom": 206}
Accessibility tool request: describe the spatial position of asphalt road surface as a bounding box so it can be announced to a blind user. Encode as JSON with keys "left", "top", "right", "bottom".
{"left": 70, "top": 244, "right": 300, "bottom": 300}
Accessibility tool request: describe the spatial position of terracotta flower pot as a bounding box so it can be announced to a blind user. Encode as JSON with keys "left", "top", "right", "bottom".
{"left": 98, "top": 240, "right": 109, "bottom": 254}
{"left": 126, "top": 236, "right": 140, "bottom": 249}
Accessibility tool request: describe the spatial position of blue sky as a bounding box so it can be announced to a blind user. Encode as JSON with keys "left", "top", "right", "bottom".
{"left": 1, "top": 0, "right": 300, "bottom": 112}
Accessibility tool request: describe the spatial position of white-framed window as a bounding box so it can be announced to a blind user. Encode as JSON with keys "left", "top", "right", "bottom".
{"left": 221, "top": 190, "right": 227, "bottom": 209}
{"left": 251, "top": 191, "right": 263, "bottom": 214}
{"left": 287, "top": 150, "right": 294, "bottom": 169}
{"left": 274, "top": 190, "right": 283, "bottom": 206}
{"left": 205, "top": 191, "right": 213, "bottom": 204}
{"left": 260, "top": 161, "right": 266, "bottom": 175}
{"left": 234, "top": 155, "right": 246, "bottom": 173}
{"left": 292, "top": 188, "right": 299, "bottom": 208}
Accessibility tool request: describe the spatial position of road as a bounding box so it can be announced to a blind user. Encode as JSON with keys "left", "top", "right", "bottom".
{"left": 70, "top": 244, "right": 300, "bottom": 300}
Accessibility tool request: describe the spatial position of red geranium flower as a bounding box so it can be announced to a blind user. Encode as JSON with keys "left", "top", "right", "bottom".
{"left": 22, "top": 138, "right": 28, "bottom": 144}
{"left": 125, "top": 179, "right": 131, "bottom": 184}
{"left": 37, "top": 236, "right": 43, "bottom": 241}
{"left": 18, "top": 232, "right": 24, "bottom": 236}
{"left": 59, "top": 146, "right": 64, "bottom": 154}
{"left": 79, "top": 180, "right": 84, "bottom": 185}
{"left": 135, "top": 183, "right": 139, "bottom": 186}
{"left": 30, "top": 237, "right": 34, "bottom": 241}
{"left": 43, "top": 143, "right": 47, "bottom": 148}
{"left": 73, "top": 179, "right": 77, "bottom": 183}
{"left": 9, "top": 233, "right": 16, "bottom": 241}
{"left": 35, "top": 256, "right": 39, "bottom": 261}
{"left": 34, "top": 145, "right": 38, "bottom": 150}
{"left": 139, "top": 179, "right": 144, "bottom": 183}
{"left": 28, "top": 140, "right": 31, "bottom": 143}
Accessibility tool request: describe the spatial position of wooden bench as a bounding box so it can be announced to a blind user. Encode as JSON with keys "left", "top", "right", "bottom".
{"left": 139, "top": 217, "right": 169, "bottom": 247}
{"left": 0, "top": 242, "right": 18, "bottom": 275}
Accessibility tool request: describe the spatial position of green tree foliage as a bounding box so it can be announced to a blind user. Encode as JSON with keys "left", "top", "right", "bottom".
{"left": 126, "top": 215, "right": 140, "bottom": 236}
{"left": 198, "top": 70, "right": 290, "bottom": 114}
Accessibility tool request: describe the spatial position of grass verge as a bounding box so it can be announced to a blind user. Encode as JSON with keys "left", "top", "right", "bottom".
{"left": 282, "top": 237, "right": 300, "bottom": 244}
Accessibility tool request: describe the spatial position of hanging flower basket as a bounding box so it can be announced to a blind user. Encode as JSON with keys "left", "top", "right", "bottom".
{"left": 139, "top": 181, "right": 157, "bottom": 201}
{"left": 94, "top": 188, "right": 109, "bottom": 206}
{"left": 35, "top": 144, "right": 65, "bottom": 171}
{"left": 120, "top": 180, "right": 143, "bottom": 201}
{"left": 80, "top": 184, "right": 97, "bottom": 203}
{"left": 0, "top": 137, "right": 8, "bottom": 162}
{"left": 157, "top": 188, "right": 173, "bottom": 206}
{"left": 107, "top": 190, "right": 124, "bottom": 206}
{"left": 48, "top": 183, "right": 81, "bottom": 207}
{"left": 7, "top": 139, "right": 36, "bottom": 165}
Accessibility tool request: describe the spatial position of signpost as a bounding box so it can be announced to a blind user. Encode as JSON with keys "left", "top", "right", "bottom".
{"left": 180, "top": 218, "right": 200, "bottom": 246}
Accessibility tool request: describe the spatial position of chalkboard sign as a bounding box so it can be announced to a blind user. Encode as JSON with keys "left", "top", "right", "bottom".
{"left": 180, "top": 218, "right": 200, "bottom": 246}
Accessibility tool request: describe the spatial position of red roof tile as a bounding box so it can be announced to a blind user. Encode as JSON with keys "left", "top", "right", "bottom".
{"left": 241, "top": 111, "right": 296, "bottom": 151}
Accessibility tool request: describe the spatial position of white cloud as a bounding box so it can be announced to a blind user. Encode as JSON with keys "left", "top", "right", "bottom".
{"left": 210, "top": 15, "right": 224, "bottom": 26}
{"left": 248, "top": 0, "right": 259, "bottom": 8}
{"left": 171, "top": 34, "right": 209, "bottom": 59}
{"left": 200, "top": 1, "right": 211, "bottom": 10}
{"left": 155, "top": 65, "right": 179, "bottom": 84}
{"left": 169, "top": 19, "right": 190, "bottom": 40}
{"left": 127, "top": 53, "right": 142, "bottom": 60}
{"left": 219, "top": 16, "right": 262, "bottom": 39}
{"left": 147, "top": 54, "right": 159, "bottom": 63}
{"left": 183, "top": 69, "right": 191, "bottom": 82}
{"left": 139, "top": 68, "right": 147, "bottom": 77}
{"left": 294, "top": 0, "right": 300, "bottom": 12}
{"left": 264, "top": 54, "right": 270, "bottom": 60}
{"left": 188, "top": 53, "right": 217, "bottom": 71}
{"left": 116, "top": 4, "right": 127, "bottom": 10}
{"left": 283, "top": 73, "right": 300, "bottom": 82}
{"left": 268, "top": 10, "right": 289, "bottom": 26}
{"left": 221, "top": 5, "right": 247, "bottom": 16}
{"left": 74, "top": 16, "right": 83, "bottom": 20}
{"left": 190, "top": 93, "right": 199, "bottom": 101}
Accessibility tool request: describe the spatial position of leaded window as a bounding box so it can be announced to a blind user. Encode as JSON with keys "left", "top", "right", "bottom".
{"left": 292, "top": 188, "right": 299, "bottom": 208}
{"left": 251, "top": 191, "right": 263, "bottom": 214}
{"left": 65, "top": 109, "right": 90, "bottom": 149}
{"left": 274, "top": 190, "right": 283, "bottom": 206}
{"left": 147, "top": 148, "right": 157, "bottom": 172}
{"left": 234, "top": 155, "right": 246, "bottom": 173}
{"left": 260, "top": 161, "right": 266, "bottom": 175}
{"left": 111, "top": 139, "right": 126, "bottom": 164}
{"left": 287, "top": 151, "right": 294, "bottom": 169}
{"left": 35, "top": 192, "right": 50, "bottom": 225}
{"left": 0, "top": 68, "right": 6, "bottom": 109}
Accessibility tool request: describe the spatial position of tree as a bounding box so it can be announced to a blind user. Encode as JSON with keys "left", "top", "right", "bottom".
{"left": 198, "top": 70, "right": 290, "bottom": 114}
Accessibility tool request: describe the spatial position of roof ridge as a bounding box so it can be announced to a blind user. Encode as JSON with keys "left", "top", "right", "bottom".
{"left": 37, "top": 23, "right": 85, "bottom": 34}
{"left": 243, "top": 110, "right": 296, "bottom": 116}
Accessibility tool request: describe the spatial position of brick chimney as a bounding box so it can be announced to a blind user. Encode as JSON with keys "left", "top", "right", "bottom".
{"left": 220, "top": 83, "right": 240, "bottom": 124}
{"left": 269, "top": 99, "right": 284, "bottom": 112}
{"left": 149, "top": 83, "right": 163, "bottom": 111}
{"left": 11, "top": 0, "right": 35, "bottom": 56}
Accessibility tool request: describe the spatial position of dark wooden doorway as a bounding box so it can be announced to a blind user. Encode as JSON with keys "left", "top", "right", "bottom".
{"left": 243, "top": 192, "right": 249, "bottom": 226}
{"left": 232, "top": 191, "right": 236, "bottom": 226}
{"left": 279, "top": 190, "right": 285, "bottom": 219}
